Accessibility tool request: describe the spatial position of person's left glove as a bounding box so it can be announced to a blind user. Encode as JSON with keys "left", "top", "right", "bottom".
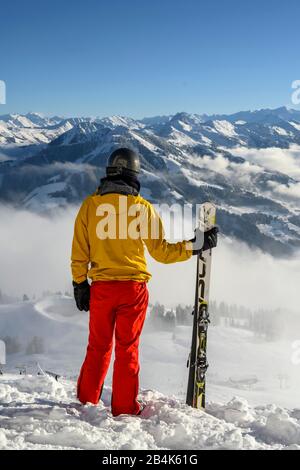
{"left": 73, "top": 280, "right": 90, "bottom": 312}
{"left": 190, "top": 226, "right": 219, "bottom": 255}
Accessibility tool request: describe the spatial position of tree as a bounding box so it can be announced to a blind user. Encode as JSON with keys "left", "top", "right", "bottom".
{"left": 26, "top": 336, "right": 45, "bottom": 355}
{"left": 165, "top": 309, "right": 176, "bottom": 329}
{"left": 2, "top": 336, "right": 22, "bottom": 354}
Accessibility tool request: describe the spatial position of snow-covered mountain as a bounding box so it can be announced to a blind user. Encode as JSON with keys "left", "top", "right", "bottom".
{"left": 0, "top": 113, "right": 74, "bottom": 146}
{"left": 0, "top": 107, "right": 300, "bottom": 256}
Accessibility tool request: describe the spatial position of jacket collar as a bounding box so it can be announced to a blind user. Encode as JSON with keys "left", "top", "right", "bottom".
{"left": 97, "top": 177, "right": 140, "bottom": 197}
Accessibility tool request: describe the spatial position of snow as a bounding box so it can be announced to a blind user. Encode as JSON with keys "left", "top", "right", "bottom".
{"left": 1, "top": 373, "right": 300, "bottom": 450}
{"left": 1, "top": 110, "right": 300, "bottom": 252}
{"left": 200, "top": 134, "right": 212, "bottom": 145}
{"left": 0, "top": 115, "right": 74, "bottom": 146}
{"left": 289, "top": 121, "right": 300, "bottom": 132}
{"left": 181, "top": 168, "right": 224, "bottom": 190}
{"left": 129, "top": 131, "right": 159, "bottom": 152}
{"left": 23, "top": 182, "right": 67, "bottom": 211}
{"left": 1, "top": 296, "right": 300, "bottom": 449}
{"left": 257, "top": 222, "right": 296, "bottom": 243}
{"left": 1, "top": 373, "right": 300, "bottom": 449}
{"left": 272, "top": 126, "right": 290, "bottom": 136}
{"left": 213, "top": 120, "right": 237, "bottom": 138}
{"left": 178, "top": 120, "right": 192, "bottom": 132}
{"left": 99, "top": 115, "right": 143, "bottom": 130}
{"left": 168, "top": 128, "right": 198, "bottom": 147}
{"left": 220, "top": 204, "right": 258, "bottom": 216}
{"left": 170, "top": 190, "right": 183, "bottom": 200}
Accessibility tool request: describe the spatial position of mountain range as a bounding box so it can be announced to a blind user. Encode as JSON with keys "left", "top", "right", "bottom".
{"left": 0, "top": 106, "right": 300, "bottom": 256}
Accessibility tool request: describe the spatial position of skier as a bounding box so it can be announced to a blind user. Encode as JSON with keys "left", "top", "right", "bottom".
{"left": 71, "top": 147, "right": 218, "bottom": 416}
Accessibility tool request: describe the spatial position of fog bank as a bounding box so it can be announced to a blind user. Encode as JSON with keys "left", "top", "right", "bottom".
{"left": 0, "top": 205, "right": 299, "bottom": 312}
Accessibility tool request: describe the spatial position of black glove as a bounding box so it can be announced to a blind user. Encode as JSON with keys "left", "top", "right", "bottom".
{"left": 190, "top": 226, "right": 219, "bottom": 255}
{"left": 73, "top": 280, "right": 90, "bottom": 312}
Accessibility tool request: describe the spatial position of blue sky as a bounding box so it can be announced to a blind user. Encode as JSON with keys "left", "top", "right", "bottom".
{"left": 1, "top": 0, "right": 300, "bottom": 117}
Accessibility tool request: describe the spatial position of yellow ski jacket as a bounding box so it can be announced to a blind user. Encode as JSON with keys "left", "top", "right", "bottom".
{"left": 71, "top": 193, "right": 192, "bottom": 283}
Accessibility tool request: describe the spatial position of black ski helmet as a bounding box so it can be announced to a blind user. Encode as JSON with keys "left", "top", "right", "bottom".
{"left": 106, "top": 148, "right": 140, "bottom": 176}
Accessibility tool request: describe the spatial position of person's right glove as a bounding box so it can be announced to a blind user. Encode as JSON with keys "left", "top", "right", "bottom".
{"left": 190, "top": 226, "right": 219, "bottom": 255}
{"left": 73, "top": 280, "right": 90, "bottom": 312}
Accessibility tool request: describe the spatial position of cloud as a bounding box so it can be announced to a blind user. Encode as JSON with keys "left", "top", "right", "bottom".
{"left": 16, "top": 161, "right": 100, "bottom": 178}
{"left": 195, "top": 147, "right": 300, "bottom": 204}
{"left": 191, "top": 152, "right": 262, "bottom": 188}
{"left": 230, "top": 145, "right": 300, "bottom": 180}
{"left": 267, "top": 180, "right": 300, "bottom": 201}
{"left": 148, "top": 237, "right": 300, "bottom": 312}
{"left": 0, "top": 152, "right": 11, "bottom": 162}
{"left": 0, "top": 205, "right": 77, "bottom": 298}
{"left": 0, "top": 205, "right": 298, "bottom": 314}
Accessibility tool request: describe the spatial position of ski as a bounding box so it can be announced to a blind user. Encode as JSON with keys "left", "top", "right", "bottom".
{"left": 186, "top": 202, "right": 216, "bottom": 409}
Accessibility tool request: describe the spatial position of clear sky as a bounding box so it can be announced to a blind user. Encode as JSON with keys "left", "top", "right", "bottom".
{"left": 1, "top": 0, "right": 300, "bottom": 118}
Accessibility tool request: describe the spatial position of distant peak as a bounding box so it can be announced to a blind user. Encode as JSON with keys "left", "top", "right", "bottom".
{"left": 26, "top": 112, "right": 45, "bottom": 118}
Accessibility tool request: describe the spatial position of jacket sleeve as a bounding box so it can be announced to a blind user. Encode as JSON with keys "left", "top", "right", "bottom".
{"left": 142, "top": 202, "right": 193, "bottom": 264}
{"left": 71, "top": 199, "right": 90, "bottom": 283}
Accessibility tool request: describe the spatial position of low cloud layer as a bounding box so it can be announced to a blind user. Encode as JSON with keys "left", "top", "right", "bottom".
{"left": 0, "top": 205, "right": 298, "bottom": 313}
{"left": 149, "top": 237, "right": 300, "bottom": 311}
{"left": 193, "top": 153, "right": 261, "bottom": 189}
{"left": 231, "top": 144, "right": 300, "bottom": 180}
{"left": 268, "top": 180, "right": 300, "bottom": 201}
{"left": 193, "top": 146, "right": 300, "bottom": 206}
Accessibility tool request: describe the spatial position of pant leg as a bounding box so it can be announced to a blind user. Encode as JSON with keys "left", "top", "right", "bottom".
{"left": 77, "top": 282, "right": 116, "bottom": 404}
{"left": 112, "top": 281, "right": 149, "bottom": 416}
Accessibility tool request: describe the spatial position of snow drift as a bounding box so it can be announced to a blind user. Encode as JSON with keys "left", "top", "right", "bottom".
{"left": 1, "top": 374, "right": 300, "bottom": 450}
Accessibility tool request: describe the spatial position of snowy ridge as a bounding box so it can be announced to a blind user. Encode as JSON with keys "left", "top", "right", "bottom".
{"left": 1, "top": 107, "right": 300, "bottom": 255}
{"left": 0, "top": 113, "right": 74, "bottom": 145}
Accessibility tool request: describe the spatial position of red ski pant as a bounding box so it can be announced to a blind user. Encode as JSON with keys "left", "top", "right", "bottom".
{"left": 77, "top": 280, "right": 148, "bottom": 416}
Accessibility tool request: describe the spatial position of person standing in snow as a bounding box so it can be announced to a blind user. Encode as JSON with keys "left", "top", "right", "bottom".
{"left": 71, "top": 147, "right": 218, "bottom": 416}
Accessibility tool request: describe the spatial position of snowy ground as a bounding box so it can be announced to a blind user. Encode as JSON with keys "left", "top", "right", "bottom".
{"left": 0, "top": 296, "right": 300, "bottom": 450}
{"left": 1, "top": 374, "right": 300, "bottom": 450}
